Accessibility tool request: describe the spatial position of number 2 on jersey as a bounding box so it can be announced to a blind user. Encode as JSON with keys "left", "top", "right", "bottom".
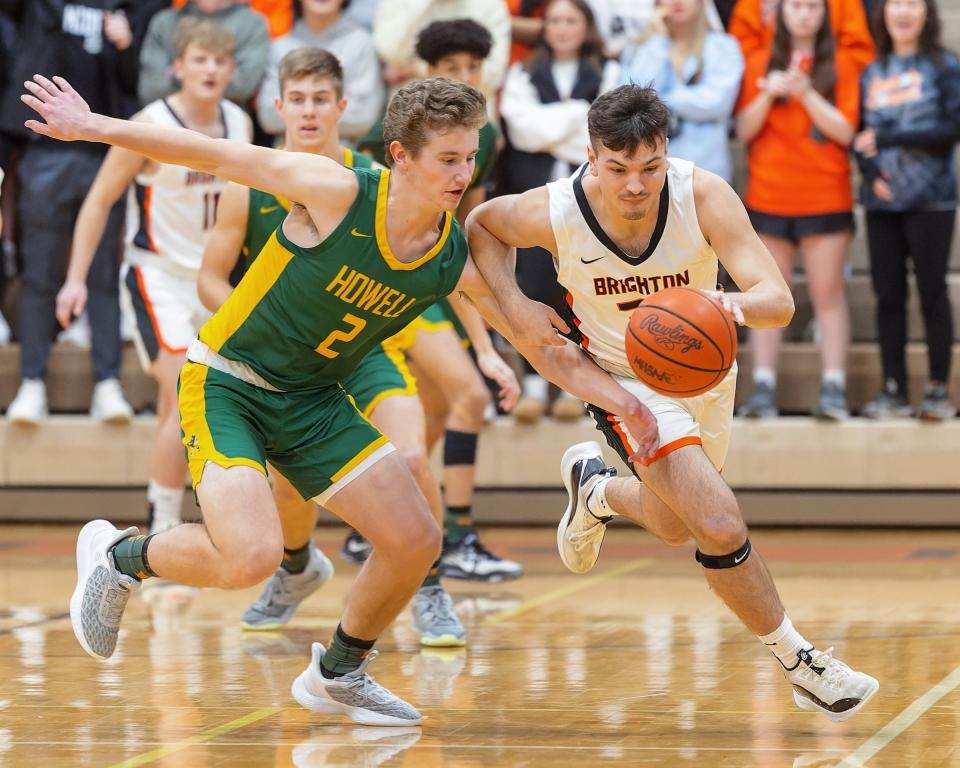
{"left": 315, "top": 313, "right": 367, "bottom": 359}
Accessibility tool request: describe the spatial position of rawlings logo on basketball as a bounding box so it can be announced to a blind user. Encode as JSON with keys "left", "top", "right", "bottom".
{"left": 633, "top": 357, "right": 673, "bottom": 382}
{"left": 636, "top": 314, "right": 703, "bottom": 354}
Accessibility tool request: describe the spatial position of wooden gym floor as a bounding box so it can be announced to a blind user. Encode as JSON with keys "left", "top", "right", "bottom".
{"left": 1, "top": 523, "right": 960, "bottom": 767}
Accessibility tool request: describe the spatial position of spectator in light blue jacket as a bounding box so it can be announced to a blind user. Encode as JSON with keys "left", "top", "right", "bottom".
{"left": 619, "top": 0, "right": 743, "bottom": 181}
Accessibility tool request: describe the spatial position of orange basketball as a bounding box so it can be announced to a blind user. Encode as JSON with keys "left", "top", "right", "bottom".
{"left": 625, "top": 287, "right": 737, "bottom": 398}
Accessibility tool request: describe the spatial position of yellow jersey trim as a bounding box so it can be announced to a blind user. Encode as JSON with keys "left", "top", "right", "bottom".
{"left": 374, "top": 170, "right": 452, "bottom": 271}
{"left": 199, "top": 231, "right": 294, "bottom": 352}
{"left": 343, "top": 146, "right": 354, "bottom": 168}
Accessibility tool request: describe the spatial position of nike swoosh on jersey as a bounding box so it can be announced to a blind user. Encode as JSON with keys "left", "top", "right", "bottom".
{"left": 259, "top": 206, "right": 279, "bottom": 214}
{"left": 351, "top": 228, "right": 373, "bottom": 238}
{"left": 580, "top": 255, "right": 605, "bottom": 264}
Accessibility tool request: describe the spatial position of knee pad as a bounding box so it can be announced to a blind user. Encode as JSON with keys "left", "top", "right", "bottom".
{"left": 443, "top": 429, "right": 478, "bottom": 466}
{"left": 695, "top": 538, "right": 751, "bottom": 569}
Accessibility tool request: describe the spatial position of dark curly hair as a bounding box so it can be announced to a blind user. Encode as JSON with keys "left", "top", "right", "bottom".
{"left": 415, "top": 19, "right": 493, "bottom": 64}
{"left": 588, "top": 85, "right": 670, "bottom": 155}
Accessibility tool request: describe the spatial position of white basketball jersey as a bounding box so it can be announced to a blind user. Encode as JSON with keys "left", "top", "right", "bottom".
{"left": 125, "top": 98, "right": 250, "bottom": 272}
{"left": 548, "top": 158, "right": 718, "bottom": 379}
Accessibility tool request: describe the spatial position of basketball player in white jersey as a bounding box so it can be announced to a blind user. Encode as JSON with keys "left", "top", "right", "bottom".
{"left": 57, "top": 19, "right": 251, "bottom": 546}
{"left": 466, "top": 84, "right": 879, "bottom": 722}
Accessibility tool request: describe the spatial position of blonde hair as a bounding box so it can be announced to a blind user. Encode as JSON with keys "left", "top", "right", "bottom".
{"left": 174, "top": 18, "right": 236, "bottom": 59}
{"left": 382, "top": 77, "right": 486, "bottom": 165}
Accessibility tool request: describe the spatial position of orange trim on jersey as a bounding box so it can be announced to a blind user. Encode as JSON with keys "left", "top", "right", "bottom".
{"left": 607, "top": 414, "right": 635, "bottom": 457}
{"left": 143, "top": 186, "right": 157, "bottom": 253}
{"left": 135, "top": 267, "right": 187, "bottom": 355}
{"left": 566, "top": 292, "right": 590, "bottom": 350}
{"left": 637, "top": 436, "right": 703, "bottom": 467}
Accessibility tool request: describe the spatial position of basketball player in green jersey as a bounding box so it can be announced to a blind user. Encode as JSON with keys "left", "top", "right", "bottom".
{"left": 28, "top": 73, "right": 660, "bottom": 725}
{"left": 352, "top": 19, "right": 525, "bottom": 582}
{"left": 198, "top": 48, "right": 516, "bottom": 644}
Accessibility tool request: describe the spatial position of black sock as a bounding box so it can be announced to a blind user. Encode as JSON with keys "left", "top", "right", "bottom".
{"left": 281, "top": 543, "right": 310, "bottom": 574}
{"left": 320, "top": 624, "right": 376, "bottom": 678}
{"left": 110, "top": 534, "right": 157, "bottom": 580}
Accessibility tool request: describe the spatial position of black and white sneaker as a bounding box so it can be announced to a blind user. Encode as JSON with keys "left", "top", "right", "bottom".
{"left": 783, "top": 646, "right": 879, "bottom": 722}
{"left": 341, "top": 530, "right": 372, "bottom": 564}
{"left": 557, "top": 442, "right": 616, "bottom": 574}
{"left": 440, "top": 534, "right": 523, "bottom": 582}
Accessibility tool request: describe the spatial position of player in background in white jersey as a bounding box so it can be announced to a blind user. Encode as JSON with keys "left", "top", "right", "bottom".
{"left": 466, "top": 84, "right": 879, "bottom": 722}
{"left": 57, "top": 19, "right": 252, "bottom": 551}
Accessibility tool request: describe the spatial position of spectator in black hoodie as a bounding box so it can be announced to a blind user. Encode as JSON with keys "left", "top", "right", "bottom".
{"left": 1, "top": 0, "right": 139, "bottom": 424}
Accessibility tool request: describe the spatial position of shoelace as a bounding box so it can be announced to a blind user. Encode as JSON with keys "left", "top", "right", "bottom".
{"left": 418, "top": 589, "right": 457, "bottom": 626}
{"left": 799, "top": 647, "right": 850, "bottom": 690}
{"left": 461, "top": 535, "right": 500, "bottom": 562}
{"left": 340, "top": 652, "right": 404, "bottom": 707}
{"left": 102, "top": 580, "right": 131, "bottom": 626}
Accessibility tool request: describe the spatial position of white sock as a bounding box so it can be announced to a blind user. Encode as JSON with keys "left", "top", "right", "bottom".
{"left": 148, "top": 481, "right": 184, "bottom": 534}
{"left": 585, "top": 476, "right": 617, "bottom": 519}
{"left": 759, "top": 615, "right": 811, "bottom": 669}
{"left": 822, "top": 369, "right": 846, "bottom": 388}
{"left": 522, "top": 374, "right": 548, "bottom": 401}
{"left": 753, "top": 368, "right": 776, "bottom": 388}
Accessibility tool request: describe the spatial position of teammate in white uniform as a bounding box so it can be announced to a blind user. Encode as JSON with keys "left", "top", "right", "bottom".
{"left": 57, "top": 19, "right": 252, "bottom": 541}
{"left": 466, "top": 84, "right": 880, "bottom": 722}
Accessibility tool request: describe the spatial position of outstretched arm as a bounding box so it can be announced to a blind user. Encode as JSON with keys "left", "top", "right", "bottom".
{"left": 22, "top": 75, "right": 356, "bottom": 218}
{"left": 694, "top": 169, "right": 794, "bottom": 328}
{"left": 465, "top": 188, "right": 570, "bottom": 347}
{"left": 57, "top": 144, "right": 146, "bottom": 328}
{"left": 455, "top": 257, "right": 659, "bottom": 462}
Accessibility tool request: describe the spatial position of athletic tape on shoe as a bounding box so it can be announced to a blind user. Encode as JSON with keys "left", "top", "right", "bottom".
{"left": 695, "top": 538, "right": 751, "bottom": 569}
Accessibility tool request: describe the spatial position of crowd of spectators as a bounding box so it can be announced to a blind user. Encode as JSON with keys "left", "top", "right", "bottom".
{"left": 0, "top": 0, "right": 957, "bottom": 423}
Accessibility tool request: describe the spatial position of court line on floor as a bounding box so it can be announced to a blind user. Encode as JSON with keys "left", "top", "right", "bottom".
{"left": 0, "top": 612, "right": 69, "bottom": 635}
{"left": 483, "top": 559, "right": 652, "bottom": 625}
{"left": 105, "top": 706, "right": 283, "bottom": 768}
{"left": 834, "top": 662, "right": 960, "bottom": 767}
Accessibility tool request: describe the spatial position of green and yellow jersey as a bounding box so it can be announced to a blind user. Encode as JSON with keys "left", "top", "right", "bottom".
{"left": 199, "top": 166, "right": 468, "bottom": 390}
{"left": 241, "top": 147, "right": 373, "bottom": 270}
{"left": 358, "top": 118, "right": 497, "bottom": 191}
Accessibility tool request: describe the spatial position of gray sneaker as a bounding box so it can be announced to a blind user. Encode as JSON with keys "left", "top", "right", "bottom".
{"left": 70, "top": 520, "right": 141, "bottom": 660}
{"left": 738, "top": 381, "right": 778, "bottom": 418}
{"left": 862, "top": 379, "right": 913, "bottom": 419}
{"left": 291, "top": 641, "right": 423, "bottom": 726}
{"left": 241, "top": 547, "right": 334, "bottom": 630}
{"left": 813, "top": 381, "right": 849, "bottom": 421}
{"left": 410, "top": 585, "right": 466, "bottom": 647}
{"left": 557, "top": 441, "right": 616, "bottom": 574}
{"left": 918, "top": 384, "right": 957, "bottom": 422}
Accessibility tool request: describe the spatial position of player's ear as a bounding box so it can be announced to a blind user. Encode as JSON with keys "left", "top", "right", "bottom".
{"left": 337, "top": 97, "right": 348, "bottom": 117}
{"left": 586, "top": 143, "right": 598, "bottom": 176}
{"left": 274, "top": 97, "right": 283, "bottom": 113}
{"left": 388, "top": 140, "right": 407, "bottom": 169}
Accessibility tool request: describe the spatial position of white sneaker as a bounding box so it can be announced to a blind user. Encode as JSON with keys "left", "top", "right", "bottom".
{"left": 0, "top": 310, "right": 10, "bottom": 346}
{"left": 291, "top": 642, "right": 423, "bottom": 726}
{"left": 784, "top": 646, "right": 879, "bottom": 722}
{"left": 70, "top": 519, "right": 141, "bottom": 659}
{"left": 6, "top": 379, "right": 48, "bottom": 425}
{"left": 557, "top": 441, "right": 616, "bottom": 574}
{"left": 90, "top": 378, "right": 133, "bottom": 423}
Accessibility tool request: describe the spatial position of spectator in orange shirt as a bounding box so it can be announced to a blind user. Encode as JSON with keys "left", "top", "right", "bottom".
{"left": 729, "top": 0, "right": 874, "bottom": 69}
{"left": 735, "top": 0, "right": 859, "bottom": 420}
{"left": 173, "top": 0, "right": 293, "bottom": 38}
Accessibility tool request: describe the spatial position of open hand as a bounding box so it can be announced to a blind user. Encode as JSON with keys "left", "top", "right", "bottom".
{"left": 504, "top": 296, "right": 570, "bottom": 347}
{"left": 622, "top": 401, "right": 660, "bottom": 464}
{"left": 702, "top": 289, "right": 746, "bottom": 326}
{"left": 21, "top": 75, "right": 96, "bottom": 142}
{"left": 475, "top": 349, "right": 521, "bottom": 412}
